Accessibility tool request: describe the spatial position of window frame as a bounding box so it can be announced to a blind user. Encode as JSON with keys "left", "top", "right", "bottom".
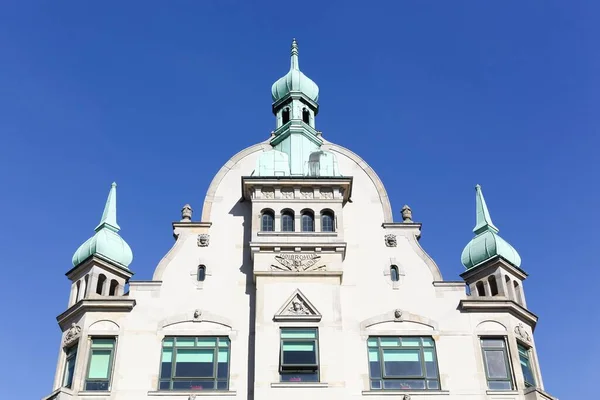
{"left": 480, "top": 337, "right": 514, "bottom": 391}
{"left": 301, "top": 210, "right": 315, "bottom": 232}
{"left": 159, "top": 336, "right": 231, "bottom": 391}
{"left": 281, "top": 210, "right": 295, "bottom": 232}
{"left": 62, "top": 344, "right": 78, "bottom": 389}
{"left": 261, "top": 210, "right": 275, "bottom": 232}
{"left": 320, "top": 210, "right": 334, "bottom": 232}
{"left": 517, "top": 343, "right": 536, "bottom": 388}
{"left": 367, "top": 336, "right": 440, "bottom": 391}
{"left": 279, "top": 328, "right": 320, "bottom": 383}
{"left": 84, "top": 337, "right": 117, "bottom": 392}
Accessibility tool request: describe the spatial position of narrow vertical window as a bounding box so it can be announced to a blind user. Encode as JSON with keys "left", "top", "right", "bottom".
{"left": 96, "top": 274, "right": 106, "bottom": 295}
{"left": 282, "top": 108, "right": 290, "bottom": 124}
{"left": 480, "top": 338, "right": 513, "bottom": 390}
{"left": 367, "top": 336, "right": 440, "bottom": 390}
{"left": 302, "top": 108, "right": 310, "bottom": 124}
{"left": 321, "top": 211, "right": 334, "bottom": 232}
{"left": 63, "top": 345, "right": 78, "bottom": 389}
{"left": 280, "top": 328, "right": 319, "bottom": 382}
{"left": 109, "top": 280, "right": 118, "bottom": 296}
{"left": 505, "top": 276, "right": 514, "bottom": 300}
{"left": 261, "top": 210, "right": 274, "bottom": 232}
{"left": 85, "top": 338, "right": 116, "bottom": 391}
{"left": 75, "top": 280, "right": 81, "bottom": 302}
{"left": 488, "top": 275, "right": 499, "bottom": 296}
{"left": 518, "top": 344, "right": 536, "bottom": 388}
{"left": 514, "top": 282, "right": 523, "bottom": 305}
{"left": 281, "top": 211, "right": 294, "bottom": 232}
{"left": 301, "top": 210, "right": 314, "bottom": 232}
{"left": 159, "top": 337, "right": 230, "bottom": 391}
{"left": 390, "top": 265, "right": 399, "bottom": 282}
{"left": 197, "top": 265, "right": 206, "bottom": 282}
{"left": 476, "top": 281, "right": 486, "bottom": 297}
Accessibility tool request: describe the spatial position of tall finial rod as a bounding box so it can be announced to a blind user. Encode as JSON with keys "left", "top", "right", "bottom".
{"left": 290, "top": 38, "right": 299, "bottom": 70}
{"left": 95, "top": 182, "right": 120, "bottom": 233}
{"left": 473, "top": 184, "right": 499, "bottom": 235}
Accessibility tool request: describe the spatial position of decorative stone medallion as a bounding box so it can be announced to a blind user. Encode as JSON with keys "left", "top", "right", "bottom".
{"left": 514, "top": 323, "right": 531, "bottom": 343}
{"left": 385, "top": 234, "right": 397, "bottom": 247}
{"left": 197, "top": 234, "right": 210, "bottom": 247}
{"left": 271, "top": 253, "right": 326, "bottom": 272}
{"left": 63, "top": 323, "right": 82, "bottom": 347}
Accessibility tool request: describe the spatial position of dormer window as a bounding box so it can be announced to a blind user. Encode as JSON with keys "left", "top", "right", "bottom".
{"left": 282, "top": 108, "right": 290, "bottom": 124}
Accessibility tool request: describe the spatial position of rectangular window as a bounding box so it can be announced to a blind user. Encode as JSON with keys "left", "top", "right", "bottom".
{"left": 279, "top": 328, "right": 319, "bottom": 382}
{"left": 481, "top": 338, "right": 513, "bottom": 390}
{"left": 159, "top": 337, "right": 230, "bottom": 391}
{"left": 62, "top": 345, "right": 77, "bottom": 389}
{"left": 518, "top": 344, "right": 536, "bottom": 388}
{"left": 85, "top": 338, "right": 116, "bottom": 391}
{"left": 367, "top": 337, "right": 440, "bottom": 390}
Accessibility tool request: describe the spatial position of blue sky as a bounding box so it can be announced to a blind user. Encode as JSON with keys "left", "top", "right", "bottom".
{"left": 1, "top": 1, "right": 597, "bottom": 398}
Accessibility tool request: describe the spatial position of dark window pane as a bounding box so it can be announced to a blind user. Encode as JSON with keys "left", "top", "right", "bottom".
{"left": 321, "top": 213, "right": 334, "bottom": 232}
{"left": 383, "top": 349, "right": 422, "bottom": 377}
{"left": 85, "top": 381, "right": 110, "bottom": 391}
{"left": 370, "top": 380, "right": 382, "bottom": 389}
{"left": 488, "top": 380, "right": 513, "bottom": 390}
{"left": 172, "top": 380, "right": 216, "bottom": 390}
{"left": 519, "top": 346, "right": 535, "bottom": 387}
{"left": 217, "top": 380, "right": 229, "bottom": 390}
{"left": 280, "top": 372, "right": 318, "bottom": 382}
{"left": 262, "top": 213, "right": 274, "bottom": 231}
{"left": 160, "top": 362, "right": 172, "bottom": 379}
{"left": 282, "top": 341, "right": 316, "bottom": 365}
{"left": 175, "top": 349, "right": 215, "bottom": 378}
{"left": 369, "top": 361, "right": 382, "bottom": 378}
{"left": 281, "top": 213, "right": 294, "bottom": 232}
{"left": 159, "top": 381, "right": 170, "bottom": 390}
{"left": 390, "top": 266, "right": 399, "bottom": 282}
{"left": 217, "top": 361, "right": 229, "bottom": 379}
{"left": 301, "top": 213, "right": 314, "bottom": 232}
{"left": 197, "top": 266, "right": 206, "bottom": 282}
{"left": 427, "top": 380, "right": 440, "bottom": 389}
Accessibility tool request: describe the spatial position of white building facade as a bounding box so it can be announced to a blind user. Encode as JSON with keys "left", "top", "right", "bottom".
{"left": 44, "top": 40, "right": 556, "bottom": 400}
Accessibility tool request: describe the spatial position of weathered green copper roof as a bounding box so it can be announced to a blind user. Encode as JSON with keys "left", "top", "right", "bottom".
{"left": 461, "top": 185, "right": 522, "bottom": 270}
{"left": 271, "top": 39, "right": 319, "bottom": 103}
{"left": 72, "top": 182, "right": 133, "bottom": 268}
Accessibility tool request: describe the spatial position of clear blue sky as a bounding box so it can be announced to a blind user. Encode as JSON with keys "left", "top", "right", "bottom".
{"left": 1, "top": 1, "right": 597, "bottom": 398}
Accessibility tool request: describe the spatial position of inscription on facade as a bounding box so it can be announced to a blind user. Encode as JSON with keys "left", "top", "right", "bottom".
{"left": 271, "top": 253, "right": 326, "bottom": 272}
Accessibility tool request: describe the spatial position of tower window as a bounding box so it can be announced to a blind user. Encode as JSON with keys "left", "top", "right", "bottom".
{"left": 514, "top": 281, "right": 523, "bottom": 305}
{"left": 109, "top": 280, "right": 118, "bottom": 296}
{"left": 301, "top": 210, "right": 314, "bottom": 232}
{"left": 390, "top": 265, "right": 399, "bottom": 282}
{"left": 197, "top": 265, "right": 206, "bottom": 282}
{"left": 302, "top": 108, "right": 310, "bottom": 124}
{"left": 261, "top": 210, "right": 275, "bottom": 232}
{"left": 488, "top": 276, "right": 499, "bottom": 296}
{"left": 85, "top": 338, "right": 116, "bottom": 391}
{"left": 96, "top": 274, "right": 107, "bottom": 295}
{"left": 321, "top": 210, "right": 334, "bottom": 232}
{"left": 282, "top": 108, "right": 290, "bottom": 124}
{"left": 476, "top": 281, "right": 485, "bottom": 297}
{"left": 281, "top": 210, "right": 295, "bottom": 232}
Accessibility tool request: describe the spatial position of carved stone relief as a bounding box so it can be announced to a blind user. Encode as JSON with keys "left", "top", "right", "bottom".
{"left": 261, "top": 188, "right": 275, "bottom": 199}
{"left": 197, "top": 234, "right": 210, "bottom": 247}
{"left": 320, "top": 188, "right": 333, "bottom": 199}
{"left": 385, "top": 234, "right": 397, "bottom": 247}
{"left": 271, "top": 253, "right": 326, "bottom": 272}
{"left": 63, "top": 323, "right": 82, "bottom": 347}
{"left": 300, "top": 188, "right": 314, "bottom": 199}
{"left": 193, "top": 309, "right": 202, "bottom": 320}
{"left": 514, "top": 323, "right": 531, "bottom": 343}
{"left": 274, "top": 289, "right": 322, "bottom": 321}
{"left": 281, "top": 188, "right": 294, "bottom": 199}
{"left": 394, "top": 309, "right": 403, "bottom": 320}
{"left": 181, "top": 204, "right": 193, "bottom": 222}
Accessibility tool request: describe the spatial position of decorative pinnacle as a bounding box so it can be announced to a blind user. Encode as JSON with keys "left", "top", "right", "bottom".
{"left": 181, "top": 204, "right": 193, "bottom": 222}
{"left": 473, "top": 184, "right": 499, "bottom": 235}
{"left": 401, "top": 205, "right": 413, "bottom": 223}
{"left": 95, "top": 182, "right": 120, "bottom": 233}
{"left": 290, "top": 38, "right": 299, "bottom": 70}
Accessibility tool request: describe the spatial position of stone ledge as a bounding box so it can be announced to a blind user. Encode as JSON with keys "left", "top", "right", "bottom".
{"left": 76, "top": 391, "right": 112, "bottom": 398}
{"left": 42, "top": 388, "right": 73, "bottom": 400}
{"left": 147, "top": 390, "right": 237, "bottom": 397}
{"left": 362, "top": 390, "right": 450, "bottom": 396}
{"left": 271, "top": 382, "right": 329, "bottom": 388}
{"left": 56, "top": 298, "right": 136, "bottom": 328}
{"left": 459, "top": 299, "right": 538, "bottom": 329}
{"left": 524, "top": 387, "right": 557, "bottom": 400}
{"left": 486, "top": 390, "right": 519, "bottom": 395}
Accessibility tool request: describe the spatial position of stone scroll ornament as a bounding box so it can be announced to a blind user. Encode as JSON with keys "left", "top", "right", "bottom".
{"left": 514, "top": 323, "right": 531, "bottom": 343}
{"left": 271, "top": 254, "right": 326, "bottom": 272}
{"left": 63, "top": 323, "right": 82, "bottom": 347}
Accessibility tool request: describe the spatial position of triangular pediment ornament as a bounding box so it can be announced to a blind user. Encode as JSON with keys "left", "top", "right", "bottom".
{"left": 273, "top": 289, "right": 322, "bottom": 322}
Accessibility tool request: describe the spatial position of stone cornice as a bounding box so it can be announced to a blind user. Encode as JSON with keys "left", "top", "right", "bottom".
{"left": 524, "top": 387, "right": 557, "bottom": 400}
{"left": 241, "top": 176, "right": 353, "bottom": 203}
{"left": 56, "top": 298, "right": 136, "bottom": 329}
{"left": 460, "top": 255, "right": 528, "bottom": 281}
{"left": 65, "top": 254, "right": 133, "bottom": 280}
{"left": 254, "top": 270, "right": 343, "bottom": 283}
{"left": 459, "top": 298, "right": 538, "bottom": 329}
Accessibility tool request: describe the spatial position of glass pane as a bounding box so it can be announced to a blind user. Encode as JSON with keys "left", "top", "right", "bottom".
{"left": 91, "top": 339, "right": 115, "bottom": 349}
{"left": 427, "top": 379, "right": 440, "bottom": 389}
{"left": 196, "top": 339, "right": 216, "bottom": 347}
{"left": 162, "top": 349, "right": 173, "bottom": 363}
{"left": 519, "top": 353, "right": 535, "bottom": 386}
{"left": 368, "top": 349, "right": 379, "bottom": 362}
{"left": 282, "top": 342, "right": 316, "bottom": 365}
{"left": 379, "top": 338, "right": 400, "bottom": 347}
{"left": 424, "top": 349, "right": 438, "bottom": 378}
{"left": 422, "top": 338, "right": 435, "bottom": 347}
{"left": 175, "top": 349, "right": 215, "bottom": 378}
{"left": 383, "top": 349, "right": 422, "bottom": 377}
{"left": 280, "top": 371, "right": 318, "bottom": 382}
{"left": 217, "top": 380, "right": 229, "bottom": 390}
{"left": 173, "top": 380, "right": 216, "bottom": 390}
{"left": 176, "top": 338, "right": 196, "bottom": 347}
{"left": 367, "top": 338, "right": 378, "bottom": 347}
{"left": 370, "top": 380, "right": 382, "bottom": 389}
{"left": 488, "top": 380, "right": 512, "bottom": 390}
{"left": 322, "top": 214, "right": 334, "bottom": 232}
{"left": 401, "top": 338, "right": 421, "bottom": 347}
{"left": 369, "top": 359, "right": 382, "bottom": 379}
{"left": 482, "top": 339, "right": 505, "bottom": 348}
{"left": 383, "top": 379, "right": 426, "bottom": 390}
{"left": 88, "top": 350, "right": 112, "bottom": 379}
{"left": 63, "top": 354, "right": 76, "bottom": 388}
{"left": 218, "top": 338, "right": 230, "bottom": 347}
{"left": 159, "top": 380, "right": 171, "bottom": 390}
{"left": 163, "top": 338, "right": 174, "bottom": 347}
{"left": 160, "top": 361, "right": 172, "bottom": 379}
{"left": 281, "top": 329, "right": 317, "bottom": 339}
{"left": 282, "top": 214, "right": 294, "bottom": 231}
{"left": 85, "top": 380, "right": 110, "bottom": 391}
{"left": 484, "top": 349, "right": 509, "bottom": 379}
{"left": 218, "top": 349, "right": 229, "bottom": 363}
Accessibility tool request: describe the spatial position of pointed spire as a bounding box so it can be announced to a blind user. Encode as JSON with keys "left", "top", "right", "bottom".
{"left": 95, "top": 182, "right": 120, "bottom": 233}
{"left": 290, "top": 38, "right": 299, "bottom": 70}
{"left": 473, "top": 184, "right": 499, "bottom": 235}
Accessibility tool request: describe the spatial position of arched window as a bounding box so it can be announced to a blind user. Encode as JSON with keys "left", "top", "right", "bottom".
{"left": 96, "top": 274, "right": 106, "bottom": 295}
{"left": 261, "top": 210, "right": 275, "bottom": 232}
{"left": 301, "top": 210, "right": 314, "bottom": 232}
{"left": 488, "top": 275, "right": 498, "bottom": 296}
{"left": 505, "top": 276, "right": 514, "bottom": 300}
{"left": 476, "top": 281, "right": 485, "bottom": 297}
{"left": 390, "top": 265, "right": 399, "bottom": 282}
{"left": 302, "top": 108, "right": 310, "bottom": 124}
{"left": 514, "top": 281, "right": 523, "bottom": 305}
{"left": 282, "top": 108, "right": 290, "bottom": 124}
{"left": 75, "top": 280, "right": 81, "bottom": 302}
{"left": 321, "top": 210, "right": 334, "bottom": 232}
{"left": 83, "top": 274, "right": 89, "bottom": 298}
{"left": 197, "top": 265, "right": 206, "bottom": 282}
{"left": 109, "top": 280, "right": 118, "bottom": 296}
{"left": 281, "top": 210, "right": 295, "bottom": 232}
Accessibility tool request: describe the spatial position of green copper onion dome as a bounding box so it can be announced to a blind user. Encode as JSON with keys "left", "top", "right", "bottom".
{"left": 461, "top": 185, "right": 521, "bottom": 270}
{"left": 72, "top": 182, "right": 133, "bottom": 268}
{"left": 271, "top": 39, "right": 319, "bottom": 103}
